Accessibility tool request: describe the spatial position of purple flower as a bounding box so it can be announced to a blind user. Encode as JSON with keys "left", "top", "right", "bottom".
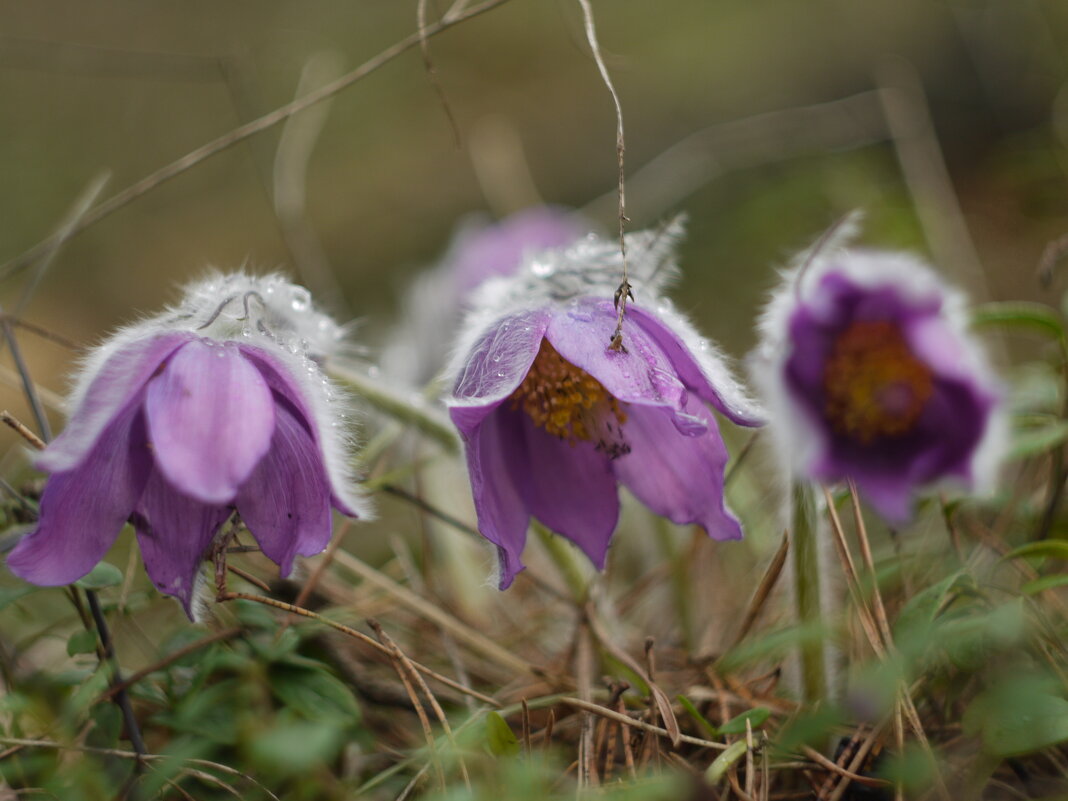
{"left": 6, "top": 274, "right": 368, "bottom": 617}
{"left": 382, "top": 206, "right": 586, "bottom": 388}
{"left": 445, "top": 222, "right": 763, "bottom": 588}
{"left": 752, "top": 237, "right": 1005, "bottom": 522}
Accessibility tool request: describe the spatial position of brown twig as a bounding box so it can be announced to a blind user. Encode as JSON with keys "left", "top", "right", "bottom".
{"left": 0, "top": 410, "right": 46, "bottom": 451}
{"left": 730, "top": 531, "right": 790, "bottom": 647}
{"left": 558, "top": 697, "right": 726, "bottom": 751}
{"left": 369, "top": 619, "right": 445, "bottom": 792}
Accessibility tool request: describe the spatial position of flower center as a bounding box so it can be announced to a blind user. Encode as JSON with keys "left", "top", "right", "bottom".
{"left": 510, "top": 339, "right": 630, "bottom": 457}
{"left": 822, "top": 320, "right": 934, "bottom": 443}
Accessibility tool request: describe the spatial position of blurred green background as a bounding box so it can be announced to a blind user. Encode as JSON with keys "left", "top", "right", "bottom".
{"left": 0, "top": 0, "right": 1066, "bottom": 436}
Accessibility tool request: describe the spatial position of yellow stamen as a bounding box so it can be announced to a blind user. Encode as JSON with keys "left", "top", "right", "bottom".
{"left": 510, "top": 339, "right": 629, "bottom": 457}
{"left": 823, "top": 320, "right": 933, "bottom": 443}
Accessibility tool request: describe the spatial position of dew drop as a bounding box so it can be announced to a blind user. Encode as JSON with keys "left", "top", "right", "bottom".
{"left": 290, "top": 288, "right": 311, "bottom": 312}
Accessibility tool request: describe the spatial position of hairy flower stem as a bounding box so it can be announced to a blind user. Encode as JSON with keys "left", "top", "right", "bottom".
{"left": 791, "top": 483, "right": 827, "bottom": 702}
{"left": 534, "top": 522, "right": 589, "bottom": 604}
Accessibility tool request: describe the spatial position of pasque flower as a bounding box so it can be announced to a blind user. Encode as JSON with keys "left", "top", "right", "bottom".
{"left": 7, "top": 274, "right": 368, "bottom": 616}
{"left": 446, "top": 221, "right": 763, "bottom": 588}
{"left": 752, "top": 230, "right": 1004, "bottom": 522}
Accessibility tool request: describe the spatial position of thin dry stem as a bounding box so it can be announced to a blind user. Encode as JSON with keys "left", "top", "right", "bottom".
{"left": 371, "top": 620, "right": 471, "bottom": 791}
{"left": 369, "top": 619, "right": 446, "bottom": 792}
{"left": 730, "top": 531, "right": 790, "bottom": 648}
{"left": 0, "top": 411, "right": 45, "bottom": 451}
{"left": 558, "top": 697, "right": 726, "bottom": 751}
{"left": 574, "top": 0, "right": 630, "bottom": 350}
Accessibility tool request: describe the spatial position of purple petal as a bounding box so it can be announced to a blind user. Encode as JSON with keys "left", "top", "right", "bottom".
{"left": 37, "top": 332, "right": 194, "bottom": 473}
{"left": 236, "top": 400, "right": 332, "bottom": 577}
{"left": 145, "top": 339, "right": 275, "bottom": 505}
{"left": 134, "top": 470, "right": 230, "bottom": 618}
{"left": 850, "top": 473, "right": 914, "bottom": 525}
{"left": 544, "top": 300, "right": 689, "bottom": 412}
{"left": 509, "top": 408, "right": 620, "bottom": 569}
{"left": 613, "top": 403, "right": 743, "bottom": 541}
{"left": 463, "top": 406, "right": 531, "bottom": 589}
{"left": 450, "top": 309, "right": 551, "bottom": 435}
{"left": 7, "top": 406, "right": 152, "bottom": 585}
{"left": 452, "top": 207, "right": 586, "bottom": 295}
{"left": 237, "top": 345, "right": 358, "bottom": 516}
{"left": 626, "top": 305, "right": 763, "bottom": 426}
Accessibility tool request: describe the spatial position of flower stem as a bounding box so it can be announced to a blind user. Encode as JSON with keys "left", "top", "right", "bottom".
{"left": 791, "top": 483, "right": 827, "bottom": 702}
{"left": 330, "top": 365, "right": 458, "bottom": 455}
{"left": 534, "top": 522, "right": 589, "bottom": 603}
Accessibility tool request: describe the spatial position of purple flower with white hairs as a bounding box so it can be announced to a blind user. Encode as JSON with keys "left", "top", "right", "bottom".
{"left": 6, "top": 273, "right": 369, "bottom": 617}
{"left": 752, "top": 228, "right": 1005, "bottom": 522}
{"left": 445, "top": 221, "right": 763, "bottom": 588}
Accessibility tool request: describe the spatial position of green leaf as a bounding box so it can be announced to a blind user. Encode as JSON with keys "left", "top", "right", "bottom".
{"left": 68, "top": 667, "right": 112, "bottom": 712}
{"left": 486, "top": 711, "right": 521, "bottom": 757}
{"left": 677, "top": 694, "right": 717, "bottom": 737}
{"left": 75, "top": 562, "right": 123, "bottom": 590}
{"left": 66, "top": 629, "right": 99, "bottom": 657}
{"left": 894, "top": 571, "right": 969, "bottom": 640}
{"left": 1010, "top": 420, "right": 1068, "bottom": 460}
{"left": 965, "top": 676, "right": 1068, "bottom": 757}
{"left": 269, "top": 664, "right": 360, "bottom": 724}
{"left": 719, "top": 707, "right": 771, "bottom": 735}
{"left": 1002, "top": 541, "right": 1068, "bottom": 563}
{"left": 971, "top": 301, "right": 1063, "bottom": 338}
{"left": 155, "top": 679, "right": 242, "bottom": 745}
{"left": 250, "top": 717, "right": 343, "bottom": 776}
{"left": 705, "top": 740, "right": 747, "bottom": 784}
{"left": 1022, "top": 574, "right": 1068, "bottom": 595}
{"left": 87, "top": 703, "right": 123, "bottom": 750}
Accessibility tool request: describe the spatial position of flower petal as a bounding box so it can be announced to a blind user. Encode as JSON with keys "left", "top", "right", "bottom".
{"left": 451, "top": 206, "right": 586, "bottom": 295}
{"left": 133, "top": 469, "right": 230, "bottom": 618}
{"left": 612, "top": 403, "right": 743, "bottom": 541}
{"left": 145, "top": 339, "right": 275, "bottom": 504}
{"left": 7, "top": 406, "right": 152, "bottom": 585}
{"left": 463, "top": 406, "right": 531, "bottom": 589}
{"left": 449, "top": 309, "right": 551, "bottom": 435}
{"left": 236, "top": 345, "right": 365, "bottom": 518}
{"left": 37, "top": 332, "right": 194, "bottom": 474}
{"left": 544, "top": 300, "right": 690, "bottom": 413}
{"left": 236, "top": 400, "right": 333, "bottom": 576}
{"left": 627, "top": 304, "right": 764, "bottom": 426}
{"left": 510, "top": 407, "right": 620, "bottom": 570}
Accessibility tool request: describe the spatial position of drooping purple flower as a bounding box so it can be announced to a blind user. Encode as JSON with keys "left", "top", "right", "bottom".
{"left": 445, "top": 221, "right": 764, "bottom": 588}
{"left": 382, "top": 206, "right": 587, "bottom": 388}
{"left": 6, "top": 274, "right": 369, "bottom": 617}
{"left": 751, "top": 231, "right": 1005, "bottom": 522}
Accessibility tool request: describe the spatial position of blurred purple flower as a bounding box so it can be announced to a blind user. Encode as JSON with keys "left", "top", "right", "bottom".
{"left": 7, "top": 274, "right": 368, "bottom": 617}
{"left": 383, "top": 206, "right": 587, "bottom": 388}
{"left": 752, "top": 233, "right": 1005, "bottom": 522}
{"left": 446, "top": 222, "right": 763, "bottom": 588}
